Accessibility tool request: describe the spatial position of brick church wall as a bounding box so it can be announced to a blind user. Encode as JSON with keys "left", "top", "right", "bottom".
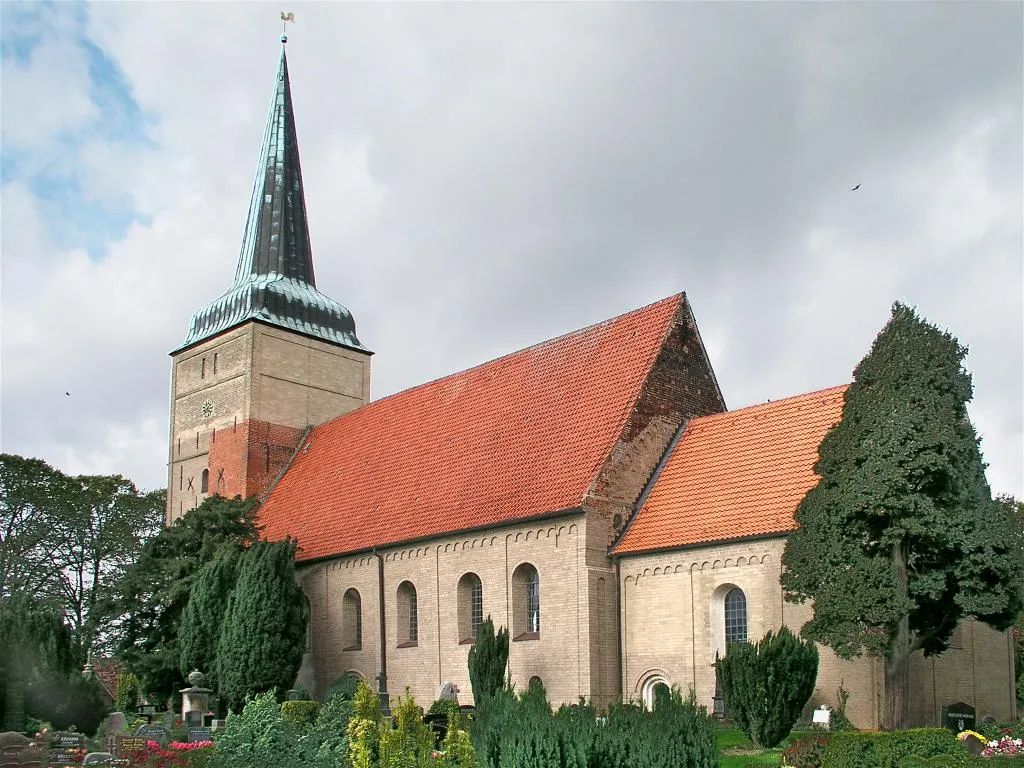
{"left": 619, "top": 537, "right": 1018, "bottom": 728}
{"left": 207, "top": 419, "right": 306, "bottom": 500}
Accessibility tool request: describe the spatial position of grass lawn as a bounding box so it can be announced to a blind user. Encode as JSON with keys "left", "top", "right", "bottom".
{"left": 715, "top": 726, "right": 818, "bottom": 768}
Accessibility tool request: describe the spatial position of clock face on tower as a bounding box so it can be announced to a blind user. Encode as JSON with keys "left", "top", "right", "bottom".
{"left": 201, "top": 400, "right": 214, "bottom": 418}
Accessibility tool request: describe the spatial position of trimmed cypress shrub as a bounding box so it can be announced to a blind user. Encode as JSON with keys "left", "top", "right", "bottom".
{"left": 716, "top": 626, "right": 819, "bottom": 748}
{"left": 179, "top": 546, "right": 242, "bottom": 689}
{"left": 215, "top": 539, "right": 308, "bottom": 710}
{"left": 467, "top": 616, "right": 509, "bottom": 707}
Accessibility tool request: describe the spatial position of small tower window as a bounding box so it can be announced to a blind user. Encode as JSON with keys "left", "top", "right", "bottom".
{"left": 213, "top": 352, "right": 218, "bottom": 374}
{"left": 201, "top": 357, "right": 206, "bottom": 378}
{"left": 200, "top": 468, "right": 209, "bottom": 494}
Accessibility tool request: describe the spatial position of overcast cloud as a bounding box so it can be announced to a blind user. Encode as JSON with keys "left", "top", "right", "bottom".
{"left": 1, "top": 2, "right": 1021, "bottom": 498}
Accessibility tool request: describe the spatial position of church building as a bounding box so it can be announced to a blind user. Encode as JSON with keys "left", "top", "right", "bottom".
{"left": 167, "top": 43, "right": 1017, "bottom": 728}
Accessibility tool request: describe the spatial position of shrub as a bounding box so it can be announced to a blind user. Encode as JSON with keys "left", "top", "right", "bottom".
{"left": 437, "top": 710, "right": 477, "bottom": 768}
{"left": 326, "top": 673, "right": 360, "bottom": 703}
{"left": 821, "top": 728, "right": 970, "bottom": 768}
{"left": 378, "top": 690, "right": 434, "bottom": 768}
{"left": 279, "top": 700, "right": 320, "bottom": 733}
{"left": 829, "top": 682, "right": 854, "bottom": 733}
{"left": 467, "top": 616, "right": 509, "bottom": 708}
{"left": 209, "top": 690, "right": 302, "bottom": 768}
{"left": 783, "top": 735, "right": 830, "bottom": 768}
{"left": 427, "top": 698, "right": 461, "bottom": 719}
{"left": 117, "top": 672, "right": 141, "bottom": 716}
{"left": 716, "top": 626, "right": 819, "bottom": 749}
{"left": 306, "top": 693, "right": 353, "bottom": 768}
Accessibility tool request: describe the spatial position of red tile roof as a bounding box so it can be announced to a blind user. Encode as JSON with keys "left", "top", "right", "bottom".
{"left": 259, "top": 294, "right": 685, "bottom": 562}
{"left": 613, "top": 385, "right": 848, "bottom": 555}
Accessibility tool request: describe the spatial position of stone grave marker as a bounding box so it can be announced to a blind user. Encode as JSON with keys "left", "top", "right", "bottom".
{"left": 811, "top": 705, "right": 831, "bottom": 729}
{"left": 82, "top": 752, "right": 118, "bottom": 765}
{"left": 135, "top": 723, "right": 170, "bottom": 746}
{"left": 942, "top": 701, "right": 976, "bottom": 733}
{"left": 48, "top": 731, "right": 86, "bottom": 765}
{"left": 187, "top": 727, "right": 212, "bottom": 744}
{"left": 114, "top": 735, "right": 148, "bottom": 759}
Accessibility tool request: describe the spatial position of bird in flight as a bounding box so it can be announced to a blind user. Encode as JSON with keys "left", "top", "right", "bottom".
{"left": 851, "top": 184, "right": 860, "bottom": 191}
{"left": 65, "top": 391, "right": 71, "bottom": 396}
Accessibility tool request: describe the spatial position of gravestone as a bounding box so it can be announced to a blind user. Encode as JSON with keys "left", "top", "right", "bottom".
{"left": 942, "top": 701, "right": 976, "bottom": 733}
{"left": 0, "top": 732, "right": 30, "bottom": 747}
{"left": 105, "top": 712, "right": 128, "bottom": 734}
{"left": 812, "top": 705, "right": 831, "bottom": 730}
{"left": 115, "top": 734, "right": 148, "bottom": 757}
{"left": 135, "top": 723, "right": 170, "bottom": 746}
{"left": 82, "top": 752, "right": 117, "bottom": 765}
{"left": 436, "top": 681, "right": 459, "bottom": 703}
{"left": 187, "top": 727, "right": 212, "bottom": 744}
{"left": 185, "top": 710, "right": 203, "bottom": 728}
{"left": 49, "top": 731, "right": 86, "bottom": 765}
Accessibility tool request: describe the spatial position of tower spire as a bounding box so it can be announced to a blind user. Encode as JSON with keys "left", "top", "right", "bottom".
{"left": 174, "top": 33, "right": 367, "bottom": 354}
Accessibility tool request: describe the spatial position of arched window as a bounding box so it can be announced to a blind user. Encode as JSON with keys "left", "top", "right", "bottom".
{"left": 512, "top": 563, "right": 540, "bottom": 639}
{"left": 724, "top": 588, "right": 747, "bottom": 645}
{"left": 457, "top": 573, "right": 483, "bottom": 643}
{"left": 200, "top": 468, "right": 209, "bottom": 494}
{"left": 397, "top": 581, "right": 418, "bottom": 647}
{"left": 343, "top": 588, "right": 362, "bottom": 650}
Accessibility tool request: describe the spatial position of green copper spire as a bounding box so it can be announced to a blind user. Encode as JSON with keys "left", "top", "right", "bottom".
{"left": 174, "top": 43, "right": 368, "bottom": 354}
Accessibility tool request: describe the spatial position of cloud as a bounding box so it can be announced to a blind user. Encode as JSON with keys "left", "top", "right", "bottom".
{"left": 1, "top": 2, "right": 1021, "bottom": 498}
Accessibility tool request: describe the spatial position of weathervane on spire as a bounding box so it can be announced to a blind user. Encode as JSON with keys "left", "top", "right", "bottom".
{"left": 280, "top": 11, "right": 295, "bottom": 44}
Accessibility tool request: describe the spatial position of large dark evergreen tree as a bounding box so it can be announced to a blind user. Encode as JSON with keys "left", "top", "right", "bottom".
{"left": 781, "top": 303, "right": 1024, "bottom": 730}
{"left": 178, "top": 546, "right": 242, "bottom": 689}
{"left": 216, "top": 539, "right": 308, "bottom": 710}
{"left": 467, "top": 616, "right": 509, "bottom": 708}
{"left": 114, "top": 494, "right": 259, "bottom": 702}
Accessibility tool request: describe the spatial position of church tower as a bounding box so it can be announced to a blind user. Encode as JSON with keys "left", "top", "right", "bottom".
{"left": 167, "top": 41, "right": 371, "bottom": 523}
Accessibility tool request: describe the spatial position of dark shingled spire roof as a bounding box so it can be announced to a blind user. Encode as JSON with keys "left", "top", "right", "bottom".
{"left": 174, "top": 45, "right": 368, "bottom": 354}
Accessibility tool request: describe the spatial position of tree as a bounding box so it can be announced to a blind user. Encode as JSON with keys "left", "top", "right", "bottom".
{"left": 714, "top": 626, "right": 819, "bottom": 748}
{"left": 178, "top": 546, "right": 242, "bottom": 688}
{"left": 113, "top": 494, "right": 259, "bottom": 702}
{"left": 467, "top": 616, "right": 509, "bottom": 708}
{"left": 781, "top": 303, "right": 1024, "bottom": 730}
{"left": 0, "top": 454, "right": 164, "bottom": 660}
{"left": 216, "top": 539, "right": 308, "bottom": 710}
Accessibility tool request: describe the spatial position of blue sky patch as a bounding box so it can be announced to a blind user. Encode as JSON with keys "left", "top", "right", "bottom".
{"left": 1, "top": 0, "right": 157, "bottom": 261}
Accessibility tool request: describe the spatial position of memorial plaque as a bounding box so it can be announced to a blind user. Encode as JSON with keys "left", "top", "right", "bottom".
{"left": 0, "top": 745, "right": 23, "bottom": 762}
{"left": 942, "top": 701, "right": 976, "bottom": 733}
{"left": 187, "top": 727, "right": 212, "bottom": 744}
{"left": 116, "top": 735, "right": 148, "bottom": 756}
{"left": 49, "top": 731, "right": 86, "bottom": 765}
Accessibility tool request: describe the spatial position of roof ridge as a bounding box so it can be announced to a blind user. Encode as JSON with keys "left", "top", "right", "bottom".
{"left": 687, "top": 383, "right": 848, "bottom": 425}
{"left": 309, "top": 292, "right": 685, "bottom": 433}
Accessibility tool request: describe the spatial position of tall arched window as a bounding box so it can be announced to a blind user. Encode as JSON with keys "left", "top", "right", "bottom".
{"left": 397, "top": 581, "right": 418, "bottom": 647}
{"left": 200, "top": 468, "right": 209, "bottom": 494}
{"left": 458, "top": 573, "right": 483, "bottom": 643}
{"left": 512, "top": 563, "right": 540, "bottom": 639}
{"left": 343, "top": 588, "right": 362, "bottom": 650}
{"left": 724, "top": 587, "right": 747, "bottom": 645}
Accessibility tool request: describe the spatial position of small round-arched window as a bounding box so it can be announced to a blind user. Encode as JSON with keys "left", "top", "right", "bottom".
{"left": 724, "top": 587, "right": 747, "bottom": 645}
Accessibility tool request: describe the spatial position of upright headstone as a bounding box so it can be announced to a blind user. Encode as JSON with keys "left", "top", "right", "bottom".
{"left": 942, "top": 701, "right": 976, "bottom": 733}
{"left": 83, "top": 751, "right": 117, "bottom": 765}
{"left": 135, "top": 723, "right": 170, "bottom": 746}
{"left": 187, "top": 726, "right": 212, "bottom": 744}
{"left": 48, "top": 731, "right": 86, "bottom": 765}
{"left": 105, "top": 712, "right": 129, "bottom": 734}
{"left": 115, "top": 734, "right": 148, "bottom": 759}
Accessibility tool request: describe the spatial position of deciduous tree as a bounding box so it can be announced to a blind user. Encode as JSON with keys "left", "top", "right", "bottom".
{"left": 781, "top": 303, "right": 1024, "bottom": 730}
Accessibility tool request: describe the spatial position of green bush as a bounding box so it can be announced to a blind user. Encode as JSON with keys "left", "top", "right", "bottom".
{"left": 978, "top": 721, "right": 1024, "bottom": 741}
{"left": 326, "top": 673, "right": 360, "bottom": 702}
{"left": 472, "top": 685, "right": 717, "bottom": 768}
{"left": 428, "top": 698, "right": 461, "bottom": 719}
{"left": 782, "top": 734, "right": 831, "bottom": 768}
{"left": 821, "top": 729, "right": 970, "bottom": 768}
{"left": 280, "top": 700, "right": 321, "bottom": 733}
{"left": 716, "top": 626, "right": 819, "bottom": 749}
{"left": 116, "top": 672, "right": 141, "bottom": 716}
{"left": 467, "top": 616, "right": 509, "bottom": 708}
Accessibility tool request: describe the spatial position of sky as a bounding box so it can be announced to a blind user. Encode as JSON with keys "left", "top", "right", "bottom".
{"left": 1, "top": 1, "right": 1021, "bottom": 499}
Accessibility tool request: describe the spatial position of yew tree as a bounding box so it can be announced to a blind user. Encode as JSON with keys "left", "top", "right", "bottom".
{"left": 216, "top": 538, "right": 308, "bottom": 710}
{"left": 178, "top": 545, "right": 242, "bottom": 689}
{"left": 781, "top": 303, "right": 1024, "bottom": 731}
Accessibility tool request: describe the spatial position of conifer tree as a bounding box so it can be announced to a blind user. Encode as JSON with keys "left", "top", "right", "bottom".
{"left": 178, "top": 546, "right": 241, "bottom": 689}
{"left": 467, "top": 616, "right": 509, "bottom": 708}
{"left": 781, "top": 303, "right": 1024, "bottom": 730}
{"left": 215, "top": 539, "right": 308, "bottom": 710}
{"left": 714, "top": 626, "right": 818, "bottom": 748}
